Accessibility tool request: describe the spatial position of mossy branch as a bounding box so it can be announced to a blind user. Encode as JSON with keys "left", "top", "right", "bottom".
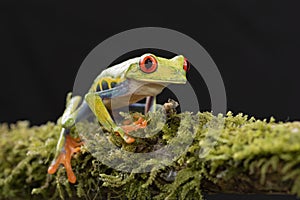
{"left": 1, "top": 108, "right": 300, "bottom": 199}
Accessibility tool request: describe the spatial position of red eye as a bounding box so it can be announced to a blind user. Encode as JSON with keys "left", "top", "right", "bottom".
{"left": 139, "top": 54, "right": 158, "bottom": 73}
{"left": 183, "top": 57, "right": 190, "bottom": 72}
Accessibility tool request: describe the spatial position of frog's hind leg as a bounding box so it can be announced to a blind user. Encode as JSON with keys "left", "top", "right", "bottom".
{"left": 48, "top": 128, "right": 83, "bottom": 183}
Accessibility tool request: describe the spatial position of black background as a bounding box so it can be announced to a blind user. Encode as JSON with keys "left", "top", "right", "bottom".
{"left": 1, "top": 1, "right": 299, "bottom": 199}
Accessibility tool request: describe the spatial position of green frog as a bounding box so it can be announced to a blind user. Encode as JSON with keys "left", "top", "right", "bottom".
{"left": 48, "top": 53, "right": 189, "bottom": 183}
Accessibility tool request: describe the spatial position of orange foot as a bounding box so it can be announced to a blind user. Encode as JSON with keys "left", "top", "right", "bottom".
{"left": 48, "top": 135, "right": 83, "bottom": 183}
{"left": 119, "top": 116, "right": 148, "bottom": 144}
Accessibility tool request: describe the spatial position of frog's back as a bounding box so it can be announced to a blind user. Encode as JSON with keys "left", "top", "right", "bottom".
{"left": 89, "top": 57, "right": 138, "bottom": 92}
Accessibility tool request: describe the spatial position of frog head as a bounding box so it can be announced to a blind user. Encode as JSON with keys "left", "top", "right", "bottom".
{"left": 125, "top": 53, "right": 189, "bottom": 84}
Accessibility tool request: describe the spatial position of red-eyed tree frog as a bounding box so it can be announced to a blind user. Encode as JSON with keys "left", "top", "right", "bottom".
{"left": 47, "top": 53, "right": 189, "bottom": 183}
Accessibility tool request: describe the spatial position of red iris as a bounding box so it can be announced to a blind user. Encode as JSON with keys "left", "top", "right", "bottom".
{"left": 139, "top": 54, "right": 158, "bottom": 73}
{"left": 183, "top": 57, "right": 190, "bottom": 72}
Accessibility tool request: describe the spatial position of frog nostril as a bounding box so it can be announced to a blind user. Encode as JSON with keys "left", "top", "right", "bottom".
{"left": 183, "top": 57, "right": 190, "bottom": 72}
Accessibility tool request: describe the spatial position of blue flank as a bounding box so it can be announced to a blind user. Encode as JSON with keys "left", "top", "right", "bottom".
{"left": 95, "top": 80, "right": 129, "bottom": 99}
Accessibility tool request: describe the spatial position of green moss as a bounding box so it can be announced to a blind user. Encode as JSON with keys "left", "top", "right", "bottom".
{"left": 1, "top": 109, "right": 300, "bottom": 199}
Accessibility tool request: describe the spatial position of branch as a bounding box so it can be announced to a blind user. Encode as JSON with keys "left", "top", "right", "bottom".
{"left": 0, "top": 108, "right": 300, "bottom": 199}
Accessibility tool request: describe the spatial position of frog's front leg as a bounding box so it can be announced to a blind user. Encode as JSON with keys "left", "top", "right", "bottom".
{"left": 85, "top": 92, "right": 145, "bottom": 144}
{"left": 48, "top": 94, "right": 83, "bottom": 183}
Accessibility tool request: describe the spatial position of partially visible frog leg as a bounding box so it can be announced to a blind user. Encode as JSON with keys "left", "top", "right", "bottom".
{"left": 85, "top": 92, "right": 135, "bottom": 144}
{"left": 48, "top": 93, "right": 83, "bottom": 183}
{"left": 145, "top": 96, "right": 156, "bottom": 114}
{"left": 144, "top": 96, "right": 164, "bottom": 113}
{"left": 126, "top": 96, "right": 158, "bottom": 115}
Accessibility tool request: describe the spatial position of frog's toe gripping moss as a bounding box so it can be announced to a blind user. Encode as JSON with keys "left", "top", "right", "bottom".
{"left": 119, "top": 117, "right": 148, "bottom": 144}
{"left": 48, "top": 135, "right": 83, "bottom": 183}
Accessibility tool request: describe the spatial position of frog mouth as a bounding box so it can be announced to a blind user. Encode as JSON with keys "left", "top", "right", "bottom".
{"left": 132, "top": 78, "right": 187, "bottom": 85}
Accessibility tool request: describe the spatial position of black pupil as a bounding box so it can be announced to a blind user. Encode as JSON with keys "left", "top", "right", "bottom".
{"left": 145, "top": 58, "right": 153, "bottom": 69}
